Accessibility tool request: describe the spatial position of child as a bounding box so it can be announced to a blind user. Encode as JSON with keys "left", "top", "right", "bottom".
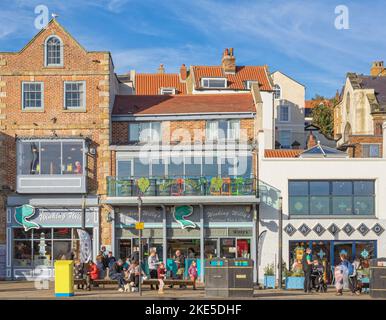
{"left": 157, "top": 262, "right": 166, "bottom": 294}
{"left": 188, "top": 260, "right": 198, "bottom": 290}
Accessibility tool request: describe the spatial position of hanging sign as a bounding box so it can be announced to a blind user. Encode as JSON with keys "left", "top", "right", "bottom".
{"left": 173, "top": 205, "right": 197, "bottom": 229}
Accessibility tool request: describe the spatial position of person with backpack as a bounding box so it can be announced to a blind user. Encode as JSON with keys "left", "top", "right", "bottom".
{"left": 301, "top": 247, "right": 313, "bottom": 293}
{"left": 349, "top": 257, "right": 361, "bottom": 295}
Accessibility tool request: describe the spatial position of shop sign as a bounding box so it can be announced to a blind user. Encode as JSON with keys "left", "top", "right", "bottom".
{"left": 228, "top": 228, "right": 252, "bottom": 237}
{"left": 328, "top": 223, "right": 340, "bottom": 236}
{"left": 117, "top": 207, "right": 163, "bottom": 226}
{"left": 173, "top": 206, "right": 197, "bottom": 229}
{"left": 12, "top": 206, "right": 98, "bottom": 229}
{"left": 135, "top": 222, "right": 145, "bottom": 230}
{"left": 298, "top": 223, "right": 311, "bottom": 236}
{"left": 342, "top": 223, "right": 355, "bottom": 236}
{"left": 372, "top": 223, "right": 385, "bottom": 236}
{"left": 357, "top": 223, "right": 370, "bottom": 236}
{"left": 205, "top": 206, "right": 253, "bottom": 223}
{"left": 284, "top": 223, "right": 296, "bottom": 236}
{"left": 313, "top": 223, "right": 326, "bottom": 236}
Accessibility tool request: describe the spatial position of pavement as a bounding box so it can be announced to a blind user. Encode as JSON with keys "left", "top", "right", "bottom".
{"left": 0, "top": 281, "right": 379, "bottom": 300}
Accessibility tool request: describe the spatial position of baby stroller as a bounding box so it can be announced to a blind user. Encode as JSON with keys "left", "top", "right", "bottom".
{"left": 311, "top": 265, "right": 327, "bottom": 293}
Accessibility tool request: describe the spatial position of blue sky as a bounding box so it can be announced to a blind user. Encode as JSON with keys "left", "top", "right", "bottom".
{"left": 1, "top": 0, "right": 386, "bottom": 99}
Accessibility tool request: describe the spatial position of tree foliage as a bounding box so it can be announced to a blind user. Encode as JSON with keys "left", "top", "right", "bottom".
{"left": 311, "top": 103, "right": 334, "bottom": 138}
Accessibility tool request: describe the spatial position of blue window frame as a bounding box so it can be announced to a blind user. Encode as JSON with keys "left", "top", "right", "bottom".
{"left": 288, "top": 180, "right": 375, "bottom": 216}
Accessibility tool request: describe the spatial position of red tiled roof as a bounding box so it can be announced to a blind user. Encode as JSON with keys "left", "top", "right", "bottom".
{"left": 192, "top": 66, "right": 272, "bottom": 91}
{"left": 113, "top": 94, "right": 255, "bottom": 115}
{"left": 264, "top": 149, "right": 303, "bottom": 158}
{"left": 135, "top": 73, "right": 187, "bottom": 95}
{"left": 305, "top": 99, "right": 333, "bottom": 109}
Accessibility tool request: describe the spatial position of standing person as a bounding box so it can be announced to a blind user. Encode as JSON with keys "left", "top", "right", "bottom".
{"left": 131, "top": 247, "right": 140, "bottom": 263}
{"left": 301, "top": 248, "right": 313, "bottom": 293}
{"left": 148, "top": 250, "right": 160, "bottom": 290}
{"left": 349, "top": 257, "right": 361, "bottom": 296}
{"left": 109, "top": 259, "right": 126, "bottom": 292}
{"left": 174, "top": 250, "right": 186, "bottom": 289}
{"left": 188, "top": 260, "right": 198, "bottom": 290}
{"left": 335, "top": 253, "right": 349, "bottom": 296}
{"left": 157, "top": 262, "right": 166, "bottom": 294}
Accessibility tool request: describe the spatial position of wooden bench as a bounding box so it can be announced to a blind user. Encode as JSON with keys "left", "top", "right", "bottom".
{"left": 74, "top": 278, "right": 195, "bottom": 290}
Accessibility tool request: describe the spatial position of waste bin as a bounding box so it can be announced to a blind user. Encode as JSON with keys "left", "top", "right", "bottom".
{"left": 205, "top": 258, "right": 229, "bottom": 297}
{"left": 205, "top": 258, "right": 254, "bottom": 297}
{"left": 228, "top": 258, "right": 254, "bottom": 297}
{"left": 370, "top": 258, "right": 386, "bottom": 298}
{"left": 54, "top": 260, "right": 74, "bottom": 297}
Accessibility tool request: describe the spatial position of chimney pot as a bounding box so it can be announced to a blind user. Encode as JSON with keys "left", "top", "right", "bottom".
{"left": 180, "top": 64, "right": 187, "bottom": 81}
{"left": 158, "top": 64, "right": 165, "bottom": 74}
{"left": 371, "top": 60, "right": 386, "bottom": 77}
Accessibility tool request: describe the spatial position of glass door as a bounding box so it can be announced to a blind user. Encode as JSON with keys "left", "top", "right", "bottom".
{"left": 333, "top": 242, "right": 353, "bottom": 266}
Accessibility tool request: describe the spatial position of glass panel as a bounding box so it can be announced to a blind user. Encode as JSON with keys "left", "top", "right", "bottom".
{"left": 235, "top": 156, "right": 252, "bottom": 177}
{"left": 33, "top": 239, "right": 52, "bottom": 267}
{"left": 218, "top": 120, "right": 227, "bottom": 140}
{"left": 13, "top": 240, "right": 32, "bottom": 266}
{"left": 13, "top": 229, "right": 33, "bottom": 240}
{"left": 228, "top": 120, "right": 240, "bottom": 140}
{"left": 220, "top": 238, "right": 236, "bottom": 258}
{"left": 289, "top": 241, "right": 306, "bottom": 272}
{"left": 280, "top": 106, "right": 289, "bottom": 121}
{"left": 236, "top": 239, "right": 251, "bottom": 258}
{"left": 52, "top": 241, "right": 72, "bottom": 260}
{"left": 20, "top": 141, "right": 40, "bottom": 175}
{"left": 117, "top": 160, "right": 132, "bottom": 177}
{"left": 206, "top": 121, "right": 218, "bottom": 141}
{"left": 65, "top": 82, "right": 84, "bottom": 108}
{"left": 168, "top": 157, "right": 184, "bottom": 177}
{"left": 151, "top": 159, "right": 165, "bottom": 177}
{"left": 203, "top": 157, "right": 218, "bottom": 177}
{"left": 40, "top": 142, "right": 61, "bottom": 175}
{"left": 310, "top": 196, "right": 330, "bottom": 215}
{"left": 118, "top": 239, "right": 132, "bottom": 260}
{"left": 310, "top": 181, "right": 329, "bottom": 195}
{"left": 185, "top": 158, "right": 201, "bottom": 176}
{"left": 139, "top": 123, "right": 151, "bottom": 142}
{"left": 332, "top": 196, "right": 353, "bottom": 215}
{"left": 289, "top": 196, "right": 309, "bottom": 215}
{"left": 354, "top": 196, "right": 374, "bottom": 215}
{"left": 149, "top": 239, "right": 163, "bottom": 261}
{"left": 204, "top": 239, "right": 217, "bottom": 259}
{"left": 220, "top": 158, "right": 232, "bottom": 177}
{"left": 354, "top": 181, "right": 374, "bottom": 195}
{"left": 34, "top": 228, "right": 52, "bottom": 240}
{"left": 289, "top": 181, "right": 308, "bottom": 196}
{"left": 150, "top": 122, "right": 161, "bottom": 141}
{"left": 129, "top": 123, "right": 140, "bottom": 142}
{"left": 53, "top": 228, "right": 72, "bottom": 239}
{"left": 133, "top": 158, "right": 150, "bottom": 177}
{"left": 332, "top": 181, "right": 352, "bottom": 195}
{"left": 62, "top": 141, "right": 83, "bottom": 174}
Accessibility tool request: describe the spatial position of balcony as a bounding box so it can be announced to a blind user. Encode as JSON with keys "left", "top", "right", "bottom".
{"left": 17, "top": 139, "right": 87, "bottom": 194}
{"left": 107, "top": 176, "right": 258, "bottom": 198}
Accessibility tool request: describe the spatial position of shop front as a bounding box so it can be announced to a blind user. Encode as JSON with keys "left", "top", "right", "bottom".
{"left": 6, "top": 195, "right": 99, "bottom": 280}
{"left": 113, "top": 204, "right": 257, "bottom": 281}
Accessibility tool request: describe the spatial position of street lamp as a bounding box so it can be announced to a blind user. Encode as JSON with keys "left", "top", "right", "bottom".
{"left": 137, "top": 195, "right": 143, "bottom": 296}
{"left": 278, "top": 196, "right": 283, "bottom": 289}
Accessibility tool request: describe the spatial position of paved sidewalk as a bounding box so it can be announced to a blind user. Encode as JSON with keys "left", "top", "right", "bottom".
{"left": 0, "top": 281, "right": 378, "bottom": 300}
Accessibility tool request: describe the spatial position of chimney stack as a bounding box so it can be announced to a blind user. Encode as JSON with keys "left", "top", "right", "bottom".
{"left": 157, "top": 64, "right": 165, "bottom": 74}
{"left": 180, "top": 64, "right": 187, "bottom": 81}
{"left": 370, "top": 61, "right": 386, "bottom": 77}
{"left": 221, "top": 48, "right": 236, "bottom": 74}
{"left": 306, "top": 131, "right": 317, "bottom": 149}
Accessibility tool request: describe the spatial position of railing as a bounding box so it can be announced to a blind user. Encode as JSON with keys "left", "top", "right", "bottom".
{"left": 107, "top": 176, "right": 258, "bottom": 197}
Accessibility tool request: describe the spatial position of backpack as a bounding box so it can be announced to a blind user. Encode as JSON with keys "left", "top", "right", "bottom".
{"left": 347, "top": 262, "right": 354, "bottom": 276}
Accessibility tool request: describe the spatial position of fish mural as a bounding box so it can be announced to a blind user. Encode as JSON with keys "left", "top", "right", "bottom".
{"left": 173, "top": 205, "right": 196, "bottom": 229}
{"left": 15, "top": 205, "right": 40, "bottom": 231}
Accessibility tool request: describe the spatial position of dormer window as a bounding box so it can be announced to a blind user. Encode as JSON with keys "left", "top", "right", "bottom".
{"left": 201, "top": 78, "right": 227, "bottom": 89}
{"left": 45, "top": 36, "right": 63, "bottom": 67}
{"left": 160, "top": 87, "right": 176, "bottom": 95}
{"left": 245, "top": 80, "right": 259, "bottom": 90}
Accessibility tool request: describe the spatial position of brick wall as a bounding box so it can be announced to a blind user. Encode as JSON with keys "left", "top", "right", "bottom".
{"left": 0, "top": 20, "right": 113, "bottom": 247}
{"left": 347, "top": 135, "right": 383, "bottom": 158}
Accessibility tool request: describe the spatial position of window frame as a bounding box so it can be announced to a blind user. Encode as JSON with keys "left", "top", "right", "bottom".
{"left": 201, "top": 77, "right": 227, "bottom": 89}
{"left": 288, "top": 180, "right": 375, "bottom": 217}
{"left": 63, "top": 81, "right": 86, "bottom": 110}
{"left": 273, "top": 84, "right": 281, "bottom": 100}
{"left": 245, "top": 80, "right": 259, "bottom": 90}
{"left": 362, "top": 143, "right": 381, "bottom": 158}
{"left": 279, "top": 105, "right": 290, "bottom": 122}
{"left": 278, "top": 130, "right": 291, "bottom": 149}
{"left": 160, "top": 87, "right": 176, "bottom": 95}
{"left": 44, "top": 35, "right": 64, "bottom": 67}
{"left": 128, "top": 121, "right": 162, "bottom": 143}
{"left": 22, "top": 81, "right": 44, "bottom": 111}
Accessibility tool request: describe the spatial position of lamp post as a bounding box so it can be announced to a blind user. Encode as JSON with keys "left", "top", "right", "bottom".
{"left": 278, "top": 196, "right": 283, "bottom": 289}
{"left": 137, "top": 195, "right": 143, "bottom": 296}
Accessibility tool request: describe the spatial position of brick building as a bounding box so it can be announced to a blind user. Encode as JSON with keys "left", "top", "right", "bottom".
{"left": 0, "top": 19, "right": 117, "bottom": 279}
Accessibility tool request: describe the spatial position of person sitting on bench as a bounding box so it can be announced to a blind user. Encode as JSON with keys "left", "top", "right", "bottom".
{"left": 109, "top": 259, "right": 126, "bottom": 292}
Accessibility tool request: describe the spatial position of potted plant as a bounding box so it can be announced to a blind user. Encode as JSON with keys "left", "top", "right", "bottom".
{"left": 263, "top": 263, "right": 275, "bottom": 289}
{"left": 285, "top": 268, "right": 305, "bottom": 290}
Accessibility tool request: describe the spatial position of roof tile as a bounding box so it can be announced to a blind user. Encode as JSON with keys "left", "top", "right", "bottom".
{"left": 135, "top": 73, "right": 187, "bottom": 95}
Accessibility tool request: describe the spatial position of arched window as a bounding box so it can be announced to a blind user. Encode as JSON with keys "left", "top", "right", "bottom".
{"left": 273, "top": 84, "right": 281, "bottom": 99}
{"left": 45, "top": 36, "right": 62, "bottom": 66}
{"left": 345, "top": 92, "right": 351, "bottom": 116}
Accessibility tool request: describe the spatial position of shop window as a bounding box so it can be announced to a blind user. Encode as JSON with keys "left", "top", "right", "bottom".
{"left": 204, "top": 239, "right": 217, "bottom": 259}
{"left": 220, "top": 238, "right": 236, "bottom": 259}
{"left": 53, "top": 241, "right": 72, "bottom": 260}
{"left": 17, "top": 140, "right": 85, "bottom": 176}
{"left": 53, "top": 228, "right": 72, "bottom": 239}
{"left": 33, "top": 238, "right": 52, "bottom": 267}
{"left": 289, "top": 180, "right": 375, "bottom": 216}
{"left": 13, "top": 229, "right": 33, "bottom": 239}
{"left": 14, "top": 241, "right": 33, "bottom": 267}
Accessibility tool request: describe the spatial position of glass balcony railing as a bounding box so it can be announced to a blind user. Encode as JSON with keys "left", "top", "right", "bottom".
{"left": 107, "top": 176, "right": 258, "bottom": 197}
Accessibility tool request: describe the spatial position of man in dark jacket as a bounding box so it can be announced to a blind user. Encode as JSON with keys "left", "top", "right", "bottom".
{"left": 174, "top": 250, "right": 186, "bottom": 288}
{"left": 109, "top": 259, "right": 126, "bottom": 291}
{"left": 302, "top": 248, "right": 313, "bottom": 293}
